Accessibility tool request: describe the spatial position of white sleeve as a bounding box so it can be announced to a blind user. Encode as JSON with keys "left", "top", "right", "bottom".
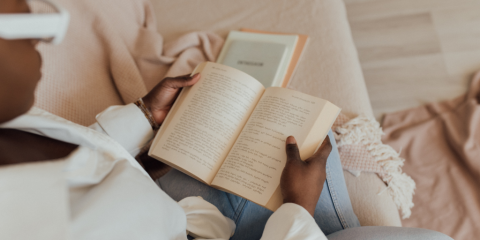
{"left": 89, "top": 103, "right": 154, "bottom": 156}
{"left": 261, "top": 203, "right": 328, "bottom": 240}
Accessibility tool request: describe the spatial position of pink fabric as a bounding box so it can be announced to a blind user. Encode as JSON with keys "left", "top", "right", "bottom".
{"left": 382, "top": 71, "right": 480, "bottom": 239}
{"left": 33, "top": 0, "right": 223, "bottom": 126}
{"left": 338, "top": 144, "right": 385, "bottom": 174}
{"left": 332, "top": 114, "right": 386, "bottom": 174}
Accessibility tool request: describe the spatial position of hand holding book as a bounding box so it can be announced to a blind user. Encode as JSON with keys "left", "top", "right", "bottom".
{"left": 281, "top": 135, "right": 332, "bottom": 216}
{"left": 142, "top": 73, "right": 201, "bottom": 125}
{"left": 148, "top": 62, "right": 340, "bottom": 211}
{"left": 139, "top": 65, "right": 334, "bottom": 215}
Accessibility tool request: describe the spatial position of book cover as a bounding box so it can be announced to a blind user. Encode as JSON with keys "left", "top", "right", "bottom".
{"left": 221, "top": 40, "right": 287, "bottom": 87}
{"left": 241, "top": 28, "right": 310, "bottom": 88}
{"left": 216, "top": 31, "right": 298, "bottom": 87}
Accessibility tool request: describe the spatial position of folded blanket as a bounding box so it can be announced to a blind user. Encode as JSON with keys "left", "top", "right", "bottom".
{"left": 382, "top": 71, "right": 480, "bottom": 239}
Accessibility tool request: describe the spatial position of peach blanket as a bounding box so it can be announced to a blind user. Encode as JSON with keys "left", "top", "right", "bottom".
{"left": 34, "top": 0, "right": 223, "bottom": 126}
{"left": 382, "top": 71, "right": 480, "bottom": 240}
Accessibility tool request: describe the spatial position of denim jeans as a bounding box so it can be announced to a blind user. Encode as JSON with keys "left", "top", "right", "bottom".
{"left": 157, "top": 130, "right": 360, "bottom": 239}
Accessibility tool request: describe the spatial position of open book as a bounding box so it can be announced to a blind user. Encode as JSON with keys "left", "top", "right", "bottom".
{"left": 149, "top": 62, "right": 340, "bottom": 211}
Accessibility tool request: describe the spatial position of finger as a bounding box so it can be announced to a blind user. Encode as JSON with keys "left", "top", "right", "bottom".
{"left": 163, "top": 73, "right": 201, "bottom": 89}
{"left": 306, "top": 136, "right": 332, "bottom": 166}
{"left": 172, "top": 73, "right": 198, "bottom": 79}
{"left": 285, "top": 136, "right": 302, "bottom": 163}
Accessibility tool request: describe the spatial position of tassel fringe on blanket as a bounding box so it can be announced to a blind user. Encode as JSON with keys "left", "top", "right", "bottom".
{"left": 334, "top": 115, "right": 416, "bottom": 219}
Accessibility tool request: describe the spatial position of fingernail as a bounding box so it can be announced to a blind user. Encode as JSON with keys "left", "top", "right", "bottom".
{"left": 191, "top": 73, "right": 200, "bottom": 78}
{"left": 286, "top": 136, "right": 296, "bottom": 144}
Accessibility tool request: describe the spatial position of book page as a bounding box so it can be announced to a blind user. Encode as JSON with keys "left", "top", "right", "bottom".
{"left": 149, "top": 62, "right": 265, "bottom": 184}
{"left": 211, "top": 87, "right": 338, "bottom": 205}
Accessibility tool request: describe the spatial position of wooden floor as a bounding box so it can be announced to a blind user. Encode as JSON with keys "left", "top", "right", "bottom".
{"left": 344, "top": 0, "right": 480, "bottom": 120}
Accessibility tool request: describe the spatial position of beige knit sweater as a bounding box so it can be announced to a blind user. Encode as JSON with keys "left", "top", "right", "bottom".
{"left": 34, "top": 0, "right": 223, "bottom": 126}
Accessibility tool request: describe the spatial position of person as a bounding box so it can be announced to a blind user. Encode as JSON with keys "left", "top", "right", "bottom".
{"left": 0, "top": 0, "right": 453, "bottom": 239}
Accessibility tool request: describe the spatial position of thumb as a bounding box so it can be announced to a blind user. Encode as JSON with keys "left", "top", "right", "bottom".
{"left": 163, "top": 73, "right": 201, "bottom": 89}
{"left": 307, "top": 136, "right": 332, "bottom": 167}
{"left": 285, "top": 136, "right": 301, "bottom": 163}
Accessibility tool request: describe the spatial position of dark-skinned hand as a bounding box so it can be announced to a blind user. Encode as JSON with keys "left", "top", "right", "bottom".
{"left": 142, "top": 73, "right": 201, "bottom": 125}
{"left": 280, "top": 135, "right": 332, "bottom": 216}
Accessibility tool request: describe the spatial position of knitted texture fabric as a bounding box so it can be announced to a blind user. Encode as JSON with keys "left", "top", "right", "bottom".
{"left": 33, "top": 0, "right": 224, "bottom": 126}
{"left": 333, "top": 114, "right": 415, "bottom": 219}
